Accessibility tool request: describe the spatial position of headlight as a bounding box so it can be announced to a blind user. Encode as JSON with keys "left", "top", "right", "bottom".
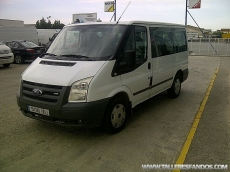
{"left": 0, "top": 50, "right": 10, "bottom": 54}
{"left": 17, "top": 79, "right": 22, "bottom": 97}
{"left": 68, "top": 77, "right": 93, "bottom": 102}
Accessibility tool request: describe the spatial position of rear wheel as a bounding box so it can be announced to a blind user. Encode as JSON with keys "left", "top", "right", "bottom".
{"left": 3, "top": 64, "right": 10, "bottom": 67}
{"left": 167, "top": 74, "right": 181, "bottom": 98}
{"left": 14, "top": 54, "right": 24, "bottom": 64}
{"left": 103, "top": 97, "right": 128, "bottom": 133}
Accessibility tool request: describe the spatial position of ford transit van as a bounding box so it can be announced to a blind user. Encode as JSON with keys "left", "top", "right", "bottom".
{"left": 17, "top": 21, "right": 188, "bottom": 133}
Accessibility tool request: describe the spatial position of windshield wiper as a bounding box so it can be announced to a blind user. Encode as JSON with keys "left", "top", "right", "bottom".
{"left": 40, "top": 53, "right": 57, "bottom": 57}
{"left": 40, "top": 53, "right": 61, "bottom": 60}
{"left": 60, "top": 54, "right": 89, "bottom": 59}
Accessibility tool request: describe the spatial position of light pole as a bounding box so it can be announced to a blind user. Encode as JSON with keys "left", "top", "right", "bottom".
{"left": 185, "top": 0, "right": 188, "bottom": 26}
{"left": 47, "top": 16, "right": 51, "bottom": 29}
{"left": 114, "top": 0, "right": 116, "bottom": 21}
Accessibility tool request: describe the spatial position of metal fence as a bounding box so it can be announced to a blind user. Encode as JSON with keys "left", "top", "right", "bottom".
{"left": 188, "top": 38, "right": 230, "bottom": 56}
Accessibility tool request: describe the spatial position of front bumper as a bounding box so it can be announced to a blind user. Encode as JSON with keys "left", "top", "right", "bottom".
{"left": 0, "top": 53, "right": 14, "bottom": 65}
{"left": 17, "top": 93, "right": 110, "bottom": 128}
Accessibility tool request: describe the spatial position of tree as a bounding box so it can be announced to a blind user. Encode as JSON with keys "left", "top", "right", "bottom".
{"left": 52, "top": 20, "right": 65, "bottom": 29}
{"left": 47, "top": 20, "right": 52, "bottom": 29}
{"left": 35, "top": 17, "right": 47, "bottom": 29}
{"left": 35, "top": 17, "right": 65, "bottom": 29}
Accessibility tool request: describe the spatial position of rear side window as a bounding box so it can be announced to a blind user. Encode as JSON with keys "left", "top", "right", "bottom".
{"left": 173, "top": 28, "right": 187, "bottom": 53}
{"left": 150, "top": 27, "right": 187, "bottom": 57}
{"left": 13, "top": 42, "right": 19, "bottom": 48}
{"left": 6, "top": 42, "right": 14, "bottom": 48}
{"left": 20, "top": 41, "right": 37, "bottom": 47}
{"left": 150, "top": 27, "right": 173, "bottom": 57}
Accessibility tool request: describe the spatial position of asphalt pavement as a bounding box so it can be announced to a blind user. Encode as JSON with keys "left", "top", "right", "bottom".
{"left": 183, "top": 57, "right": 230, "bottom": 171}
{"left": 0, "top": 56, "right": 229, "bottom": 172}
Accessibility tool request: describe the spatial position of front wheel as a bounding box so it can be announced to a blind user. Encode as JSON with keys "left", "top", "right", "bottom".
{"left": 103, "top": 98, "right": 128, "bottom": 133}
{"left": 167, "top": 74, "right": 181, "bottom": 98}
{"left": 14, "top": 54, "right": 24, "bottom": 64}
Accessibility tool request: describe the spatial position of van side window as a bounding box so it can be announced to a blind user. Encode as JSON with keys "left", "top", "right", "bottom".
{"left": 123, "top": 28, "right": 135, "bottom": 59}
{"left": 173, "top": 29, "right": 187, "bottom": 53}
{"left": 135, "top": 26, "right": 147, "bottom": 63}
{"left": 150, "top": 27, "right": 173, "bottom": 56}
{"left": 120, "top": 26, "right": 147, "bottom": 66}
{"left": 150, "top": 28, "right": 158, "bottom": 58}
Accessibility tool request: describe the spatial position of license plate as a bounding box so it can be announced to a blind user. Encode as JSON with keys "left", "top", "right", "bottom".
{"left": 27, "top": 105, "right": 49, "bottom": 116}
{"left": 37, "top": 50, "right": 41, "bottom": 53}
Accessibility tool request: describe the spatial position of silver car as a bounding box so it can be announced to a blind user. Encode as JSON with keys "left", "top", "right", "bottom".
{"left": 0, "top": 41, "right": 14, "bottom": 67}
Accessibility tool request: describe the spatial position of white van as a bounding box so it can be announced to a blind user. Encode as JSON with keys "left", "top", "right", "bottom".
{"left": 17, "top": 21, "right": 188, "bottom": 133}
{"left": 0, "top": 41, "right": 14, "bottom": 67}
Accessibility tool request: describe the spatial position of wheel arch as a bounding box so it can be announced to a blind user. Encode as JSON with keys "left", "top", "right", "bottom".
{"left": 102, "top": 91, "right": 132, "bottom": 125}
{"left": 108, "top": 91, "right": 132, "bottom": 113}
{"left": 110, "top": 92, "right": 130, "bottom": 105}
{"left": 175, "top": 69, "right": 183, "bottom": 82}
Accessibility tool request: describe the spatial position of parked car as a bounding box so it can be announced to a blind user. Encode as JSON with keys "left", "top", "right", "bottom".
{"left": 5, "top": 40, "right": 45, "bottom": 64}
{"left": 0, "top": 41, "right": 14, "bottom": 67}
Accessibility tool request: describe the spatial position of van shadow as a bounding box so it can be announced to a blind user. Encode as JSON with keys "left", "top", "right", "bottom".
{"left": 31, "top": 91, "right": 171, "bottom": 137}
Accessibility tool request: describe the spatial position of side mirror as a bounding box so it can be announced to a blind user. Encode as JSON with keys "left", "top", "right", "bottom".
{"left": 125, "top": 50, "right": 135, "bottom": 68}
{"left": 49, "top": 38, "right": 51, "bottom": 41}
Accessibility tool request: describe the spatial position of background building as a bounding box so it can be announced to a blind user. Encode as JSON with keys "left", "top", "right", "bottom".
{"left": 0, "top": 19, "right": 38, "bottom": 44}
{"left": 0, "top": 19, "right": 24, "bottom": 27}
{"left": 186, "top": 25, "right": 212, "bottom": 38}
{"left": 218, "top": 28, "right": 230, "bottom": 33}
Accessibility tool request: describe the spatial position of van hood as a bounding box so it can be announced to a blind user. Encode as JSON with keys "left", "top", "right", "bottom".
{"left": 22, "top": 58, "right": 106, "bottom": 86}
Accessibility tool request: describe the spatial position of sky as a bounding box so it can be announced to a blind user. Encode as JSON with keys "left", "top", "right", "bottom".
{"left": 0, "top": 0, "right": 229, "bottom": 31}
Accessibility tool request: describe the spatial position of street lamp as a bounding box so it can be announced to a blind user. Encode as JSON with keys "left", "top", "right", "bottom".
{"left": 47, "top": 16, "right": 52, "bottom": 29}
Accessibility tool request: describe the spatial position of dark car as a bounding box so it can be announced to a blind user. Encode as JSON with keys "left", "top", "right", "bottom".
{"left": 5, "top": 40, "right": 45, "bottom": 64}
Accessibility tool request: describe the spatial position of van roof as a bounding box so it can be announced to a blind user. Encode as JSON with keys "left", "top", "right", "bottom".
{"left": 67, "top": 21, "right": 185, "bottom": 28}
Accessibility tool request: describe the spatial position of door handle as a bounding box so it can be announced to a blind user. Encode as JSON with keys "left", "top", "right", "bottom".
{"left": 148, "top": 62, "right": 151, "bottom": 70}
{"left": 149, "top": 76, "right": 153, "bottom": 86}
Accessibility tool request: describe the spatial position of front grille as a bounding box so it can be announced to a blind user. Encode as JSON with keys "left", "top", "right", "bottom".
{"left": 23, "top": 81, "right": 62, "bottom": 89}
{"left": 22, "top": 80, "right": 63, "bottom": 103}
{"left": 23, "top": 93, "right": 57, "bottom": 103}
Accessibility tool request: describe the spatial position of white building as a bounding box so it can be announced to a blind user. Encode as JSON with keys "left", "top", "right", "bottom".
{"left": 0, "top": 19, "right": 39, "bottom": 44}
{"left": 186, "top": 25, "right": 212, "bottom": 38}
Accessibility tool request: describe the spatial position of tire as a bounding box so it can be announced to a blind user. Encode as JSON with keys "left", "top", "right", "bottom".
{"left": 3, "top": 64, "right": 10, "bottom": 67}
{"left": 103, "top": 97, "right": 128, "bottom": 133}
{"left": 167, "top": 74, "right": 181, "bottom": 98}
{"left": 14, "top": 54, "right": 24, "bottom": 64}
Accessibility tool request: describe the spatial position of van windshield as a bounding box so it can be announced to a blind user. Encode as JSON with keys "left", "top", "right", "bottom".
{"left": 46, "top": 24, "right": 126, "bottom": 61}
